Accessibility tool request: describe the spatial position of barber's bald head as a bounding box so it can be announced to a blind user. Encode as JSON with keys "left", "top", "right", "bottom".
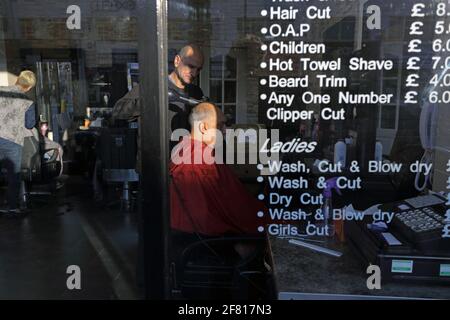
{"left": 189, "top": 102, "right": 226, "bottom": 146}
{"left": 178, "top": 44, "right": 204, "bottom": 62}
{"left": 173, "top": 44, "right": 204, "bottom": 87}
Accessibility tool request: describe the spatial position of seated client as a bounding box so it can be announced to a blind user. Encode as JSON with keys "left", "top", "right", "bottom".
{"left": 170, "top": 102, "right": 268, "bottom": 239}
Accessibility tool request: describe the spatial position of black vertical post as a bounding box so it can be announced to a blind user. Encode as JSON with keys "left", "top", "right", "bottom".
{"left": 137, "top": 0, "right": 169, "bottom": 299}
{"left": 356, "top": 41, "right": 380, "bottom": 173}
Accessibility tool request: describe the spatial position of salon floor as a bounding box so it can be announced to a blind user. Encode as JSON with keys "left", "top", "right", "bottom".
{"left": 0, "top": 176, "right": 141, "bottom": 300}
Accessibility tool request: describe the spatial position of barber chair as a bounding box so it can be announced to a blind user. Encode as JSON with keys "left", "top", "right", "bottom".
{"left": 170, "top": 232, "right": 270, "bottom": 300}
{"left": 97, "top": 125, "right": 139, "bottom": 211}
{"left": 19, "top": 129, "right": 63, "bottom": 207}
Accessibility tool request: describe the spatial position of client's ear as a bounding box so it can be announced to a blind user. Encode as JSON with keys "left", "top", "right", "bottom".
{"left": 199, "top": 122, "right": 208, "bottom": 134}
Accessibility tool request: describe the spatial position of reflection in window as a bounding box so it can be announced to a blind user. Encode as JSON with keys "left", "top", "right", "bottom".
{"left": 209, "top": 79, "right": 222, "bottom": 103}
{"left": 381, "top": 105, "right": 396, "bottom": 130}
{"left": 209, "top": 53, "right": 237, "bottom": 125}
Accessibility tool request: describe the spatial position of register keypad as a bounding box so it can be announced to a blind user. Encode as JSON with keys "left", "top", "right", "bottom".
{"left": 395, "top": 208, "right": 444, "bottom": 233}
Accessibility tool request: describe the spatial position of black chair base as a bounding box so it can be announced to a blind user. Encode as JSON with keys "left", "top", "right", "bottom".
{"left": 170, "top": 231, "right": 269, "bottom": 300}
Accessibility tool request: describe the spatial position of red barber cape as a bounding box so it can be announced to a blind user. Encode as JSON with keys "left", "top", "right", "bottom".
{"left": 170, "top": 137, "right": 268, "bottom": 236}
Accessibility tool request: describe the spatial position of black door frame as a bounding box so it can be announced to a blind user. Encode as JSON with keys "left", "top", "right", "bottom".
{"left": 137, "top": 0, "right": 170, "bottom": 299}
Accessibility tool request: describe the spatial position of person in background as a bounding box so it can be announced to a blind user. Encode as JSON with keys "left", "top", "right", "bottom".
{"left": 0, "top": 70, "right": 36, "bottom": 214}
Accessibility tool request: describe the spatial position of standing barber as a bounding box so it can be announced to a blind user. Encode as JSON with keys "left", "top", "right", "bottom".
{"left": 168, "top": 44, "right": 206, "bottom": 149}
{"left": 0, "top": 70, "right": 36, "bottom": 214}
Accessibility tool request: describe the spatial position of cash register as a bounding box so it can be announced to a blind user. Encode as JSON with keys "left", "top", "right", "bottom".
{"left": 346, "top": 193, "right": 450, "bottom": 284}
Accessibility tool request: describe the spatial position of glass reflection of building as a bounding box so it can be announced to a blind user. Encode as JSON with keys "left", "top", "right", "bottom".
{"left": 0, "top": 0, "right": 138, "bottom": 143}
{"left": 0, "top": 0, "right": 449, "bottom": 300}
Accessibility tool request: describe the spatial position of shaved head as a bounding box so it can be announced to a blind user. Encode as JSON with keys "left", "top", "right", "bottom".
{"left": 190, "top": 102, "right": 226, "bottom": 146}
{"left": 189, "top": 102, "right": 219, "bottom": 127}
{"left": 178, "top": 44, "right": 204, "bottom": 62}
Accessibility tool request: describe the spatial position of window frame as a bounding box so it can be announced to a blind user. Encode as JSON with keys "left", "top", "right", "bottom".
{"left": 200, "top": 47, "right": 247, "bottom": 124}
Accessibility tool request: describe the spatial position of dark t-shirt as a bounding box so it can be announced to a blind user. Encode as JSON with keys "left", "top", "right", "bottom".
{"left": 168, "top": 78, "right": 204, "bottom": 149}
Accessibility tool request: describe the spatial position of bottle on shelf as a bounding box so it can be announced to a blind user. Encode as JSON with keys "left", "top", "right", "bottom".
{"left": 321, "top": 177, "right": 342, "bottom": 239}
{"left": 374, "top": 140, "right": 383, "bottom": 162}
{"left": 84, "top": 107, "right": 91, "bottom": 128}
{"left": 334, "top": 139, "right": 347, "bottom": 167}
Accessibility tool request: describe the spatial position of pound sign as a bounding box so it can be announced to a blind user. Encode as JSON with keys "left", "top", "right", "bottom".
{"left": 405, "top": 91, "right": 418, "bottom": 104}
{"left": 445, "top": 210, "right": 450, "bottom": 223}
{"left": 411, "top": 3, "right": 425, "bottom": 17}
{"left": 442, "top": 225, "right": 450, "bottom": 238}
